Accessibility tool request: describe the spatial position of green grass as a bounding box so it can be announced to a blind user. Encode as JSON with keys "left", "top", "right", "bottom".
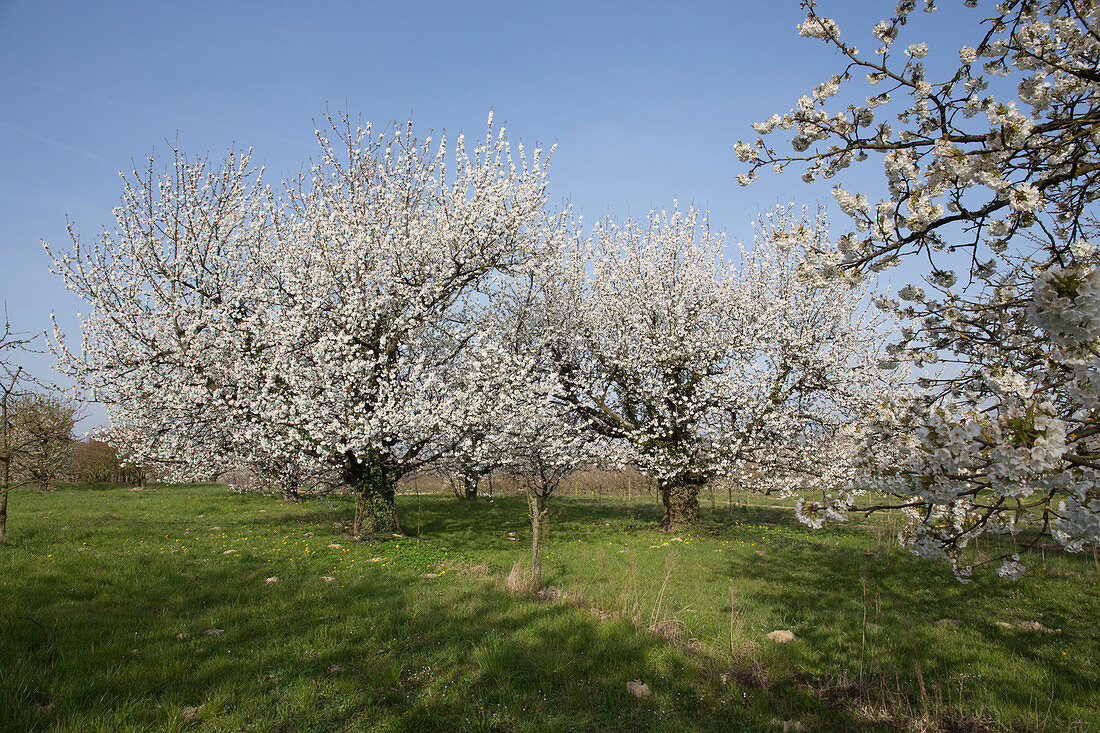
{"left": 1, "top": 485, "right": 1097, "bottom": 731}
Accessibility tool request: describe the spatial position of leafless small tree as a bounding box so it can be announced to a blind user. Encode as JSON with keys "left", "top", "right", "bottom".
{"left": 1, "top": 310, "right": 41, "bottom": 541}
{"left": 11, "top": 393, "right": 81, "bottom": 491}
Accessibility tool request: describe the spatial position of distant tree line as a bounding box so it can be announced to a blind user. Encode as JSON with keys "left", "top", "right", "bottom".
{"left": 69, "top": 436, "right": 147, "bottom": 487}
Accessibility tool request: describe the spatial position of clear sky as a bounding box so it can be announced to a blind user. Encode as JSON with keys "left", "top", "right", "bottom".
{"left": 0, "top": 0, "right": 979, "bottom": 426}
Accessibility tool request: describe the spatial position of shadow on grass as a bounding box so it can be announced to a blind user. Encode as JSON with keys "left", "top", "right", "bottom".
{"left": 391, "top": 494, "right": 803, "bottom": 537}
{"left": 8, "top": 488, "right": 1090, "bottom": 730}
{"left": 0, "top": 502, "right": 906, "bottom": 732}
{"left": 2, "top": 553, "right": 778, "bottom": 731}
{"left": 710, "top": 522, "right": 1093, "bottom": 726}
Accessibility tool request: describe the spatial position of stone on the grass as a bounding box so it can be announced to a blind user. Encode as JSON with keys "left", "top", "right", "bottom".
{"left": 328, "top": 543, "right": 342, "bottom": 549}
{"left": 994, "top": 621, "right": 1014, "bottom": 629}
{"left": 370, "top": 557, "right": 383, "bottom": 562}
{"left": 180, "top": 705, "right": 203, "bottom": 722}
{"left": 222, "top": 549, "right": 237, "bottom": 555}
{"left": 1016, "top": 621, "right": 1054, "bottom": 633}
{"left": 204, "top": 628, "right": 224, "bottom": 636}
{"left": 265, "top": 576, "right": 279, "bottom": 585}
{"left": 175, "top": 632, "right": 190, "bottom": 641}
{"left": 766, "top": 629, "right": 798, "bottom": 643}
{"left": 211, "top": 526, "right": 220, "bottom": 531}
{"left": 303, "top": 532, "right": 314, "bottom": 537}
{"left": 626, "top": 679, "right": 652, "bottom": 699}
{"left": 937, "top": 618, "right": 961, "bottom": 628}
{"left": 754, "top": 550, "right": 766, "bottom": 557}
{"left": 421, "top": 573, "right": 439, "bottom": 579}
{"left": 320, "top": 576, "right": 335, "bottom": 582}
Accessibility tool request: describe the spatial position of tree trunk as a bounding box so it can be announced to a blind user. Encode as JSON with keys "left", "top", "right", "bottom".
{"left": 449, "top": 471, "right": 479, "bottom": 501}
{"left": 280, "top": 475, "right": 301, "bottom": 502}
{"left": 528, "top": 492, "right": 548, "bottom": 591}
{"left": 345, "top": 449, "right": 402, "bottom": 538}
{"left": 352, "top": 490, "right": 400, "bottom": 536}
{"left": 658, "top": 477, "right": 700, "bottom": 531}
{"left": 1, "top": 392, "right": 8, "bottom": 541}
{"left": 0, "top": 474, "right": 8, "bottom": 541}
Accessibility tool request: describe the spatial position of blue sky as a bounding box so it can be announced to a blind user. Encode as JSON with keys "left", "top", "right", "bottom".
{"left": 0, "top": 1, "right": 979, "bottom": 425}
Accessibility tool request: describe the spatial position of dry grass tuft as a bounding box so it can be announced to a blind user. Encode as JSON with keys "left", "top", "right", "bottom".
{"left": 720, "top": 659, "right": 769, "bottom": 690}
{"left": 650, "top": 616, "right": 684, "bottom": 643}
{"left": 817, "top": 671, "right": 1007, "bottom": 733}
{"left": 535, "top": 585, "right": 562, "bottom": 601}
{"left": 439, "top": 560, "right": 493, "bottom": 582}
{"left": 505, "top": 559, "right": 532, "bottom": 595}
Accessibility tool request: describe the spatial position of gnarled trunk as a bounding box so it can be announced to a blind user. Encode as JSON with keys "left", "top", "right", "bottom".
{"left": 344, "top": 449, "right": 402, "bottom": 537}
{"left": 352, "top": 490, "right": 400, "bottom": 536}
{"left": 658, "top": 475, "right": 700, "bottom": 530}
{"left": 447, "top": 468, "right": 480, "bottom": 502}
{"left": 454, "top": 464, "right": 484, "bottom": 501}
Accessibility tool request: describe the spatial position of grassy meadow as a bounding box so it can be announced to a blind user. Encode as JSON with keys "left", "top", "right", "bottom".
{"left": 1, "top": 484, "right": 1097, "bottom": 732}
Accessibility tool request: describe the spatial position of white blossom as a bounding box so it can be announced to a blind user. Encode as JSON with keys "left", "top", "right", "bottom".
{"left": 48, "top": 112, "right": 556, "bottom": 536}
{"left": 741, "top": 0, "right": 1100, "bottom": 576}
{"left": 798, "top": 15, "right": 840, "bottom": 40}
{"left": 906, "top": 42, "right": 929, "bottom": 58}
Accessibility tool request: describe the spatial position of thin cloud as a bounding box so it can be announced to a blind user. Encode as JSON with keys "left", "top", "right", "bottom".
{"left": 16, "top": 78, "right": 303, "bottom": 147}
{"left": 0, "top": 120, "right": 111, "bottom": 166}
